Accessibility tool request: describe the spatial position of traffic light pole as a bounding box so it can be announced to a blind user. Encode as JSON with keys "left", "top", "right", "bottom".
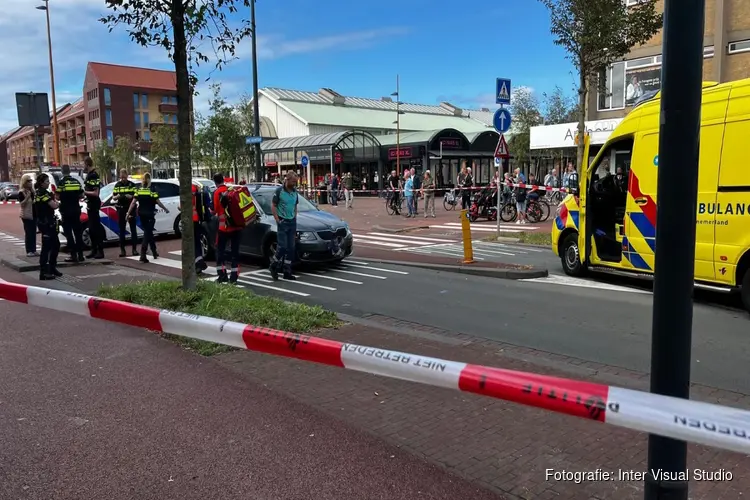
{"left": 644, "top": 1, "right": 705, "bottom": 499}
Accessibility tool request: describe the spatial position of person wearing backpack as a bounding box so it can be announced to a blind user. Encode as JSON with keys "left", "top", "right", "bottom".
{"left": 270, "top": 172, "right": 299, "bottom": 281}
{"left": 212, "top": 173, "right": 243, "bottom": 284}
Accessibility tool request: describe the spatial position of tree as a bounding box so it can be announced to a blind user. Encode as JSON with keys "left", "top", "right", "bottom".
{"left": 541, "top": 86, "right": 579, "bottom": 125}
{"left": 507, "top": 87, "right": 542, "bottom": 172}
{"left": 150, "top": 125, "right": 178, "bottom": 165}
{"left": 540, "top": 0, "right": 662, "bottom": 168}
{"left": 192, "top": 84, "right": 246, "bottom": 179}
{"left": 101, "top": 0, "right": 253, "bottom": 290}
{"left": 89, "top": 140, "right": 115, "bottom": 183}
{"left": 113, "top": 135, "right": 135, "bottom": 174}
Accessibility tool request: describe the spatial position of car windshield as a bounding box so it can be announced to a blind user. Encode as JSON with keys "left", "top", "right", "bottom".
{"left": 252, "top": 189, "right": 317, "bottom": 215}
{"left": 7, "top": 184, "right": 19, "bottom": 189}
{"left": 100, "top": 183, "right": 115, "bottom": 201}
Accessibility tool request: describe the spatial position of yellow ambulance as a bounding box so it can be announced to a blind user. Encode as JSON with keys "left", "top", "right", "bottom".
{"left": 551, "top": 78, "right": 750, "bottom": 313}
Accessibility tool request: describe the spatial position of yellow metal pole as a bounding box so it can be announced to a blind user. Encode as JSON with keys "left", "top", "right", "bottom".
{"left": 460, "top": 209, "right": 474, "bottom": 263}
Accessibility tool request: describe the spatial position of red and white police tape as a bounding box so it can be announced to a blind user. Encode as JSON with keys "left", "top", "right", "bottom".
{"left": 0, "top": 279, "right": 747, "bottom": 455}
{"left": 301, "top": 184, "right": 571, "bottom": 197}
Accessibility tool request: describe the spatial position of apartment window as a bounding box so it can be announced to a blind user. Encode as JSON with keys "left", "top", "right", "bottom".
{"left": 104, "top": 88, "right": 111, "bottom": 106}
{"left": 143, "top": 130, "right": 151, "bottom": 141}
{"left": 141, "top": 94, "right": 148, "bottom": 109}
{"left": 133, "top": 93, "right": 140, "bottom": 109}
{"left": 172, "top": 114, "right": 178, "bottom": 124}
{"left": 134, "top": 111, "right": 141, "bottom": 129}
{"left": 598, "top": 62, "right": 626, "bottom": 111}
{"left": 704, "top": 46, "right": 715, "bottom": 58}
{"left": 105, "top": 109, "right": 112, "bottom": 127}
{"left": 729, "top": 40, "right": 750, "bottom": 54}
{"left": 161, "top": 96, "right": 168, "bottom": 104}
{"left": 170, "top": 96, "right": 177, "bottom": 104}
{"left": 143, "top": 112, "right": 149, "bottom": 127}
{"left": 106, "top": 129, "right": 114, "bottom": 147}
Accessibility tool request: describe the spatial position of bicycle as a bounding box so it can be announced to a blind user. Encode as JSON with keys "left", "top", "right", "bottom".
{"left": 385, "top": 191, "right": 404, "bottom": 215}
{"left": 443, "top": 188, "right": 459, "bottom": 211}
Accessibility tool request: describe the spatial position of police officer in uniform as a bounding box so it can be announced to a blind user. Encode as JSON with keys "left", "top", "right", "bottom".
{"left": 113, "top": 168, "right": 139, "bottom": 257}
{"left": 83, "top": 157, "right": 105, "bottom": 259}
{"left": 34, "top": 173, "right": 62, "bottom": 280}
{"left": 127, "top": 172, "right": 169, "bottom": 263}
{"left": 57, "top": 164, "right": 85, "bottom": 263}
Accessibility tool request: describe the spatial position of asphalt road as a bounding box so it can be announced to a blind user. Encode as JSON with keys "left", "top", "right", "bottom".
{"left": 0, "top": 267, "right": 501, "bottom": 500}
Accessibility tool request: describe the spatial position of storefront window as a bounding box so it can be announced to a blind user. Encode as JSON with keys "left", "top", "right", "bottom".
{"left": 597, "top": 62, "right": 626, "bottom": 111}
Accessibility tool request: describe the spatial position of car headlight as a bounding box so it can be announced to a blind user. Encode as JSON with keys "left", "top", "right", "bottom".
{"left": 297, "top": 231, "right": 316, "bottom": 241}
{"left": 343, "top": 223, "right": 351, "bottom": 236}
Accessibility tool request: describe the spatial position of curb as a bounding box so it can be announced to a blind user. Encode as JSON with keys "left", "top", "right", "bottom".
{"left": 0, "top": 257, "right": 114, "bottom": 273}
{"left": 371, "top": 225, "right": 431, "bottom": 234}
{"left": 352, "top": 257, "right": 548, "bottom": 280}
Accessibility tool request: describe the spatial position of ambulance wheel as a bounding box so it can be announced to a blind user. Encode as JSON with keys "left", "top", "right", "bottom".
{"left": 561, "top": 233, "right": 586, "bottom": 277}
{"left": 174, "top": 216, "right": 182, "bottom": 237}
{"left": 741, "top": 269, "right": 750, "bottom": 314}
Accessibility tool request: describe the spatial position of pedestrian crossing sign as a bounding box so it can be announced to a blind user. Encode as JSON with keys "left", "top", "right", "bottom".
{"left": 496, "top": 78, "right": 511, "bottom": 105}
{"left": 495, "top": 134, "right": 510, "bottom": 159}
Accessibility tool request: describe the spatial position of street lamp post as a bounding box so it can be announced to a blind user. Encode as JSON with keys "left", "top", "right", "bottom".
{"left": 36, "top": 0, "right": 60, "bottom": 167}
{"left": 391, "top": 75, "right": 405, "bottom": 176}
{"left": 250, "top": 0, "right": 262, "bottom": 182}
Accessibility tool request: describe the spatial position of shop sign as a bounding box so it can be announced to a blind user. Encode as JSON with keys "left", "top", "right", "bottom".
{"left": 438, "top": 138, "right": 462, "bottom": 149}
{"left": 388, "top": 147, "right": 412, "bottom": 160}
{"left": 529, "top": 118, "right": 623, "bottom": 150}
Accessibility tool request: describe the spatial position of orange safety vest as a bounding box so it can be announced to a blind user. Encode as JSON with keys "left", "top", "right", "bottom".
{"left": 213, "top": 185, "right": 241, "bottom": 233}
{"left": 191, "top": 184, "right": 199, "bottom": 222}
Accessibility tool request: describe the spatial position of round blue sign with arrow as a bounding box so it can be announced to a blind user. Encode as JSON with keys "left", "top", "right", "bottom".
{"left": 493, "top": 108, "right": 512, "bottom": 134}
{"left": 301, "top": 155, "right": 309, "bottom": 167}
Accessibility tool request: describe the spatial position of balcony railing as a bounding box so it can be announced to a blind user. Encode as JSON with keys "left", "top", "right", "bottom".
{"left": 158, "top": 103, "right": 179, "bottom": 114}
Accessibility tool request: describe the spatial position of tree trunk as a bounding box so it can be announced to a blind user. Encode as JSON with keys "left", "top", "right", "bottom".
{"left": 171, "top": 1, "right": 197, "bottom": 290}
{"left": 576, "top": 69, "right": 588, "bottom": 172}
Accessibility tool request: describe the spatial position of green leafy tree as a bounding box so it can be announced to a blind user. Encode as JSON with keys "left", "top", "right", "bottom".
{"left": 101, "top": 0, "right": 253, "bottom": 290}
{"left": 540, "top": 0, "right": 663, "bottom": 168}
{"left": 193, "top": 84, "right": 245, "bottom": 179}
{"left": 507, "top": 87, "right": 543, "bottom": 171}
{"left": 89, "top": 140, "right": 115, "bottom": 184}
{"left": 113, "top": 135, "right": 135, "bottom": 174}
{"left": 150, "top": 125, "right": 178, "bottom": 165}
{"left": 541, "top": 86, "right": 579, "bottom": 125}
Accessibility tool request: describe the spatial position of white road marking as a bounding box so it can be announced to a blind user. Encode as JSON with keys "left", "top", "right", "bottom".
{"left": 344, "top": 260, "right": 370, "bottom": 265}
{"left": 521, "top": 274, "right": 648, "bottom": 294}
{"left": 366, "top": 232, "right": 456, "bottom": 243}
{"left": 339, "top": 264, "right": 408, "bottom": 275}
{"left": 353, "top": 238, "right": 406, "bottom": 248}
{"left": 236, "top": 277, "right": 310, "bottom": 296}
{"left": 127, "top": 255, "right": 218, "bottom": 275}
{"left": 253, "top": 270, "right": 337, "bottom": 290}
{"left": 299, "top": 271, "right": 363, "bottom": 285}
{"left": 355, "top": 234, "right": 448, "bottom": 246}
{"left": 333, "top": 269, "right": 387, "bottom": 279}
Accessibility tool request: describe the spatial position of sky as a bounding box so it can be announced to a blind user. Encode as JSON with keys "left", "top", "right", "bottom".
{"left": 0, "top": 0, "right": 576, "bottom": 133}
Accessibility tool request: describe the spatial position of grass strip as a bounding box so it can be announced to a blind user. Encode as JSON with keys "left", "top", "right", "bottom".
{"left": 98, "top": 280, "right": 339, "bottom": 356}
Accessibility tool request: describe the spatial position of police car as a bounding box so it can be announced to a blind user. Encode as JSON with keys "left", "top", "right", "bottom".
{"left": 59, "top": 178, "right": 185, "bottom": 248}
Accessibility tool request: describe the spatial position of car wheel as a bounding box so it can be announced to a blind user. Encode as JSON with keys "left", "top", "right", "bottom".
{"left": 200, "top": 231, "right": 214, "bottom": 260}
{"left": 262, "top": 236, "right": 277, "bottom": 266}
{"left": 561, "top": 233, "right": 586, "bottom": 277}
{"left": 741, "top": 268, "right": 750, "bottom": 314}
{"left": 82, "top": 227, "right": 91, "bottom": 249}
{"left": 174, "top": 215, "right": 182, "bottom": 237}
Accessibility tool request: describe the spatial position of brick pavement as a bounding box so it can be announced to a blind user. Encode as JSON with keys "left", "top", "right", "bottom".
{"left": 217, "top": 315, "right": 750, "bottom": 500}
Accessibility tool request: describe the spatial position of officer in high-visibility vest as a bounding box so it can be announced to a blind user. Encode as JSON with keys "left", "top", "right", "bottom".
{"left": 113, "top": 169, "right": 139, "bottom": 257}
{"left": 192, "top": 183, "right": 208, "bottom": 273}
{"left": 57, "top": 164, "right": 85, "bottom": 263}
{"left": 33, "top": 173, "right": 62, "bottom": 280}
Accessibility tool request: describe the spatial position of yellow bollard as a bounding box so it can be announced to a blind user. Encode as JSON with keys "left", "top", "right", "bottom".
{"left": 459, "top": 209, "right": 474, "bottom": 264}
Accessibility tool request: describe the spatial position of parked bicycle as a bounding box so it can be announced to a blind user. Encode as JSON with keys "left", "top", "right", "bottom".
{"left": 443, "top": 188, "right": 459, "bottom": 211}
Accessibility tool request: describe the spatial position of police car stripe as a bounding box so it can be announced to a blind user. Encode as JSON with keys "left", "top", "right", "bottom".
{"left": 0, "top": 279, "right": 749, "bottom": 455}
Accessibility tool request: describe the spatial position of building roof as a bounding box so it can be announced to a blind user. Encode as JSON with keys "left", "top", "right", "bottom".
{"left": 57, "top": 98, "right": 84, "bottom": 120}
{"left": 260, "top": 87, "right": 493, "bottom": 133}
{"left": 0, "top": 126, "right": 22, "bottom": 143}
{"left": 87, "top": 62, "right": 177, "bottom": 91}
{"left": 261, "top": 130, "right": 380, "bottom": 152}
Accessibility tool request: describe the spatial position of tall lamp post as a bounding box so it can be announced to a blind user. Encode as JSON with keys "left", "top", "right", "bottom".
{"left": 391, "top": 75, "right": 405, "bottom": 175}
{"left": 36, "top": 0, "right": 60, "bottom": 167}
{"left": 250, "top": 0, "right": 262, "bottom": 182}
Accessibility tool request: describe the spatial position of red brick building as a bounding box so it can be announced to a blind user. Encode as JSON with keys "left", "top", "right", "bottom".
{"left": 83, "top": 62, "right": 178, "bottom": 155}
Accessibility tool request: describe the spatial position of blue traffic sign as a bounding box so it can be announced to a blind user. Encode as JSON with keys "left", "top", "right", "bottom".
{"left": 300, "top": 155, "right": 309, "bottom": 167}
{"left": 493, "top": 108, "right": 512, "bottom": 134}
{"left": 496, "top": 78, "right": 511, "bottom": 105}
{"left": 245, "top": 136, "right": 263, "bottom": 145}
